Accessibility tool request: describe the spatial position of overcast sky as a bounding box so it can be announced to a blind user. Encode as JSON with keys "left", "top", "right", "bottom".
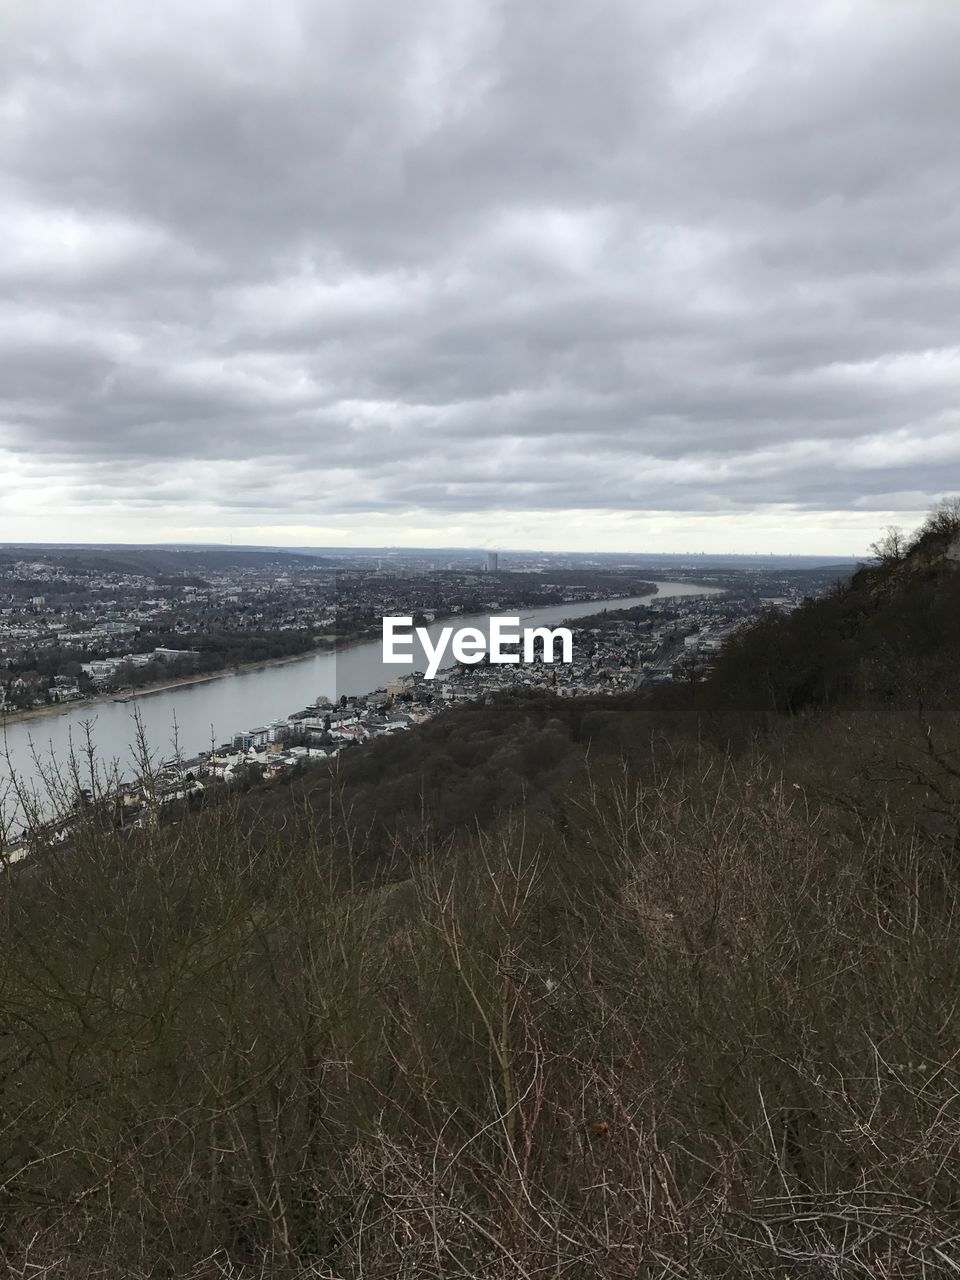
{"left": 1, "top": 1, "right": 958, "bottom": 554}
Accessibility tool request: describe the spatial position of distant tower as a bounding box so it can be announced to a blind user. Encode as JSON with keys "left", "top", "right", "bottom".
{"left": 484, "top": 551, "right": 498, "bottom": 572}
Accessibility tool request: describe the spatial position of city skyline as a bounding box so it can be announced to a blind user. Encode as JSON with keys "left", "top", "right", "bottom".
{"left": 0, "top": 538, "right": 861, "bottom": 564}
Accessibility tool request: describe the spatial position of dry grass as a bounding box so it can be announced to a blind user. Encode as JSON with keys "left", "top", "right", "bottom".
{"left": 0, "top": 737, "right": 958, "bottom": 1277}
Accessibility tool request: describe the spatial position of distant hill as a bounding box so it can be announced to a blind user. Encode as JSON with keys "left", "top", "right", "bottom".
{"left": 0, "top": 543, "right": 328, "bottom": 574}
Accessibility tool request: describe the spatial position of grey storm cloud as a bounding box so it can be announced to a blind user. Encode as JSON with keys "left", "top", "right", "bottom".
{"left": 1, "top": 0, "right": 959, "bottom": 531}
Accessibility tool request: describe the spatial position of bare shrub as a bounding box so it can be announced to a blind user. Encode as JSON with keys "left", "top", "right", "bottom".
{"left": 0, "top": 742, "right": 957, "bottom": 1276}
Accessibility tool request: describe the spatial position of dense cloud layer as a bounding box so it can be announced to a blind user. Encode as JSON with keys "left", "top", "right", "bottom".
{"left": 1, "top": 0, "right": 958, "bottom": 551}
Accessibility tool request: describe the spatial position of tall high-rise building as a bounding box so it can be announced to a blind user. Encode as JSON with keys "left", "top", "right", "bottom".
{"left": 484, "top": 551, "right": 498, "bottom": 572}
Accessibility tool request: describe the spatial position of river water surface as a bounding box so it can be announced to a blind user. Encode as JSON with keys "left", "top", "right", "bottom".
{"left": 1, "top": 582, "right": 719, "bottom": 822}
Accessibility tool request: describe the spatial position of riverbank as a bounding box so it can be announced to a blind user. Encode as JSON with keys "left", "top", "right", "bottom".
{"left": 2, "top": 583, "right": 724, "bottom": 838}
{"left": 0, "top": 643, "right": 341, "bottom": 731}
{"left": 0, "top": 589, "right": 666, "bottom": 734}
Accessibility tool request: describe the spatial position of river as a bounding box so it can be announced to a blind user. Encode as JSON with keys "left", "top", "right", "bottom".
{"left": 1, "top": 582, "right": 719, "bottom": 824}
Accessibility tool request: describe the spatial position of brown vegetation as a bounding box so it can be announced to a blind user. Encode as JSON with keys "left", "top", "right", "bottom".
{"left": 1, "top": 505, "right": 959, "bottom": 1277}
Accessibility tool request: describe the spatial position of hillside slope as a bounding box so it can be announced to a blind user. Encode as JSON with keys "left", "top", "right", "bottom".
{"left": 1, "top": 509, "right": 959, "bottom": 1277}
